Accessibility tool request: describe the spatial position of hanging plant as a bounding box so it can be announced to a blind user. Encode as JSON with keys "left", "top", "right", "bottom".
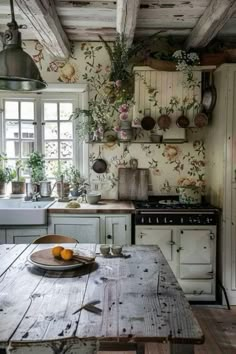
{"left": 172, "top": 50, "right": 200, "bottom": 89}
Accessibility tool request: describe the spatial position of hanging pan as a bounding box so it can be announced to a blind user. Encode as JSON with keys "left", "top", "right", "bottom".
{"left": 92, "top": 146, "right": 107, "bottom": 174}
{"left": 202, "top": 72, "right": 217, "bottom": 113}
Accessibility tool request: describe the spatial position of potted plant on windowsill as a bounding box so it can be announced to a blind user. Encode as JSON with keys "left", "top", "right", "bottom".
{"left": 26, "top": 152, "right": 45, "bottom": 191}
{"left": 0, "top": 154, "right": 14, "bottom": 196}
{"left": 11, "top": 160, "right": 25, "bottom": 195}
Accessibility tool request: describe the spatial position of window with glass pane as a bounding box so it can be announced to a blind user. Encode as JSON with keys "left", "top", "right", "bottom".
{"left": 4, "top": 100, "right": 35, "bottom": 171}
{"left": 43, "top": 101, "right": 73, "bottom": 178}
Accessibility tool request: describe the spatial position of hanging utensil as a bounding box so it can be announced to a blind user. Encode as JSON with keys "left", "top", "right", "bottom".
{"left": 202, "top": 71, "right": 217, "bottom": 113}
{"left": 141, "top": 108, "right": 156, "bottom": 131}
{"left": 92, "top": 146, "right": 107, "bottom": 174}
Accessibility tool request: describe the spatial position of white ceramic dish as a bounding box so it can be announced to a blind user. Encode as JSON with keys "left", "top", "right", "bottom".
{"left": 28, "top": 255, "right": 84, "bottom": 271}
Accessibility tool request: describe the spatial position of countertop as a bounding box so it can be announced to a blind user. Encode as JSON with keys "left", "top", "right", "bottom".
{"left": 48, "top": 200, "right": 135, "bottom": 214}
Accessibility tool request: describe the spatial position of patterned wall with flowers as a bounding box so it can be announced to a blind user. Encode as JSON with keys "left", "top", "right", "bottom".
{"left": 24, "top": 40, "right": 206, "bottom": 199}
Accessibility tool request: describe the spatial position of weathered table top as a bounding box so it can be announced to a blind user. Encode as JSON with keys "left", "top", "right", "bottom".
{"left": 0, "top": 244, "right": 204, "bottom": 354}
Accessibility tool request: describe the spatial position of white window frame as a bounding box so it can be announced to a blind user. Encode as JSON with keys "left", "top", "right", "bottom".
{"left": 0, "top": 83, "right": 89, "bottom": 178}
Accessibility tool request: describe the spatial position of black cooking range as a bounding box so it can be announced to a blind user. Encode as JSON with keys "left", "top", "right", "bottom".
{"left": 134, "top": 197, "right": 219, "bottom": 225}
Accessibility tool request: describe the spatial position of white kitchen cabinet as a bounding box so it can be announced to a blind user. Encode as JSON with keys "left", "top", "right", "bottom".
{"left": 135, "top": 226, "right": 177, "bottom": 275}
{"left": 6, "top": 227, "right": 48, "bottom": 244}
{"left": 104, "top": 216, "right": 131, "bottom": 245}
{"left": 177, "top": 228, "right": 216, "bottom": 301}
{"left": 48, "top": 215, "right": 100, "bottom": 243}
{"left": 0, "top": 229, "right": 6, "bottom": 244}
{"left": 48, "top": 214, "right": 131, "bottom": 244}
{"left": 135, "top": 225, "right": 216, "bottom": 301}
{"left": 179, "top": 229, "right": 212, "bottom": 264}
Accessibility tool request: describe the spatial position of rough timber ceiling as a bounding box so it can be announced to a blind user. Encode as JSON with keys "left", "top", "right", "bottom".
{"left": 0, "top": 0, "right": 236, "bottom": 57}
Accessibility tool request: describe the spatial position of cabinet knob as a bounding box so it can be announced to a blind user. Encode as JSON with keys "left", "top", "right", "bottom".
{"left": 209, "top": 232, "right": 215, "bottom": 240}
{"left": 176, "top": 247, "right": 184, "bottom": 252}
{"left": 169, "top": 240, "right": 175, "bottom": 246}
{"left": 107, "top": 234, "right": 112, "bottom": 240}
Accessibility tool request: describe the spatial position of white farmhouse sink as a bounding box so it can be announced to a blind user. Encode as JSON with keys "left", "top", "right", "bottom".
{"left": 0, "top": 199, "right": 55, "bottom": 225}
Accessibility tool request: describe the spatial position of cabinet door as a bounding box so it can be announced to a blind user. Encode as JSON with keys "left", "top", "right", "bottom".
{"left": 6, "top": 228, "right": 48, "bottom": 244}
{"left": 105, "top": 216, "right": 131, "bottom": 245}
{"left": 48, "top": 216, "right": 100, "bottom": 243}
{"left": 179, "top": 229, "right": 212, "bottom": 264}
{"left": 135, "top": 227, "right": 174, "bottom": 262}
{"left": 0, "top": 229, "right": 6, "bottom": 244}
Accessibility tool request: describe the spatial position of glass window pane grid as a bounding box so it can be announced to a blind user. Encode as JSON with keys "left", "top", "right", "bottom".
{"left": 4, "top": 99, "right": 36, "bottom": 162}
{"left": 43, "top": 101, "right": 73, "bottom": 175}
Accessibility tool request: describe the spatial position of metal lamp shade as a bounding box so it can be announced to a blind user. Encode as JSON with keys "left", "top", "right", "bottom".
{"left": 0, "top": 46, "right": 47, "bottom": 91}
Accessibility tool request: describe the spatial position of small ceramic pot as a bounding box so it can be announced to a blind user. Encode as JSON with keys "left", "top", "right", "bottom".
{"left": 150, "top": 134, "right": 162, "bottom": 143}
{"left": 111, "top": 245, "right": 123, "bottom": 256}
{"left": 118, "top": 128, "right": 133, "bottom": 141}
{"left": 11, "top": 181, "right": 25, "bottom": 194}
{"left": 100, "top": 244, "right": 110, "bottom": 256}
{"left": 178, "top": 186, "right": 201, "bottom": 204}
{"left": 0, "top": 182, "right": 6, "bottom": 196}
{"left": 86, "top": 192, "right": 101, "bottom": 204}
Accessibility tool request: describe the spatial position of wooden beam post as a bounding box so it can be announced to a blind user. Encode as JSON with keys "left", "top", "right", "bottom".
{"left": 116, "top": 0, "right": 140, "bottom": 46}
{"left": 185, "top": 0, "right": 236, "bottom": 50}
{"left": 15, "top": 0, "right": 70, "bottom": 58}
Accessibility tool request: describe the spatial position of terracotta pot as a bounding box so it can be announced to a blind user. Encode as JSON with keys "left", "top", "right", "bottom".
{"left": 0, "top": 182, "right": 6, "bottom": 195}
{"left": 56, "top": 182, "right": 70, "bottom": 198}
{"left": 225, "top": 49, "right": 236, "bottom": 63}
{"left": 11, "top": 181, "right": 25, "bottom": 194}
{"left": 144, "top": 57, "right": 176, "bottom": 71}
{"left": 200, "top": 52, "right": 226, "bottom": 66}
{"left": 157, "top": 114, "right": 171, "bottom": 130}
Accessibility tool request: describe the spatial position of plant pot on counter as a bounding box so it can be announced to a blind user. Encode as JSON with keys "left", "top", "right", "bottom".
{"left": 0, "top": 182, "right": 6, "bottom": 196}
{"left": 56, "top": 181, "right": 70, "bottom": 199}
{"left": 11, "top": 181, "right": 25, "bottom": 195}
{"left": 178, "top": 186, "right": 202, "bottom": 204}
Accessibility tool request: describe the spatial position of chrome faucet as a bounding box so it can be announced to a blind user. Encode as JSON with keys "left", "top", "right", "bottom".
{"left": 32, "top": 192, "right": 40, "bottom": 202}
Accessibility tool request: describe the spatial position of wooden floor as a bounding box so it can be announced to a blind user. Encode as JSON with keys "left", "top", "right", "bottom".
{"left": 99, "top": 306, "right": 236, "bottom": 354}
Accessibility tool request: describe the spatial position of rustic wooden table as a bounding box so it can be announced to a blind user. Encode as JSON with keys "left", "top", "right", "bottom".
{"left": 0, "top": 244, "right": 204, "bottom": 354}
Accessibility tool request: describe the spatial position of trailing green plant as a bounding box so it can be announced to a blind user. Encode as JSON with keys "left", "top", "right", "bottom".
{"left": 26, "top": 152, "right": 45, "bottom": 183}
{"left": 0, "top": 154, "right": 14, "bottom": 183}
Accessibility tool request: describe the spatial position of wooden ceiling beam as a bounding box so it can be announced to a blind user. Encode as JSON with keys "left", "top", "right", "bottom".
{"left": 185, "top": 0, "right": 236, "bottom": 49}
{"left": 15, "top": 0, "right": 71, "bottom": 58}
{"left": 116, "top": 0, "right": 140, "bottom": 45}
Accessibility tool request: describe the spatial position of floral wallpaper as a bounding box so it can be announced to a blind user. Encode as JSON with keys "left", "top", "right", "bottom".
{"left": 23, "top": 40, "right": 206, "bottom": 199}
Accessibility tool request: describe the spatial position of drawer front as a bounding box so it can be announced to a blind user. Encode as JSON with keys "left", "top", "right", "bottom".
{"left": 179, "top": 280, "right": 213, "bottom": 295}
{"left": 180, "top": 264, "right": 213, "bottom": 279}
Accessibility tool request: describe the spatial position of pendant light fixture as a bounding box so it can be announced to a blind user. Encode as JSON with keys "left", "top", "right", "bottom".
{"left": 0, "top": 0, "right": 47, "bottom": 91}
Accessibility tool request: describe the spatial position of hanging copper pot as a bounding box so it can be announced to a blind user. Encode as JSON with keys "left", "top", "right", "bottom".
{"left": 176, "top": 115, "right": 190, "bottom": 128}
{"left": 194, "top": 112, "right": 208, "bottom": 128}
{"left": 157, "top": 114, "right": 171, "bottom": 130}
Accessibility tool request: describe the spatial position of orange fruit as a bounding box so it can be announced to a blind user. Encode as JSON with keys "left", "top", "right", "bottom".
{"left": 60, "top": 249, "right": 74, "bottom": 261}
{"left": 52, "top": 245, "right": 64, "bottom": 258}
